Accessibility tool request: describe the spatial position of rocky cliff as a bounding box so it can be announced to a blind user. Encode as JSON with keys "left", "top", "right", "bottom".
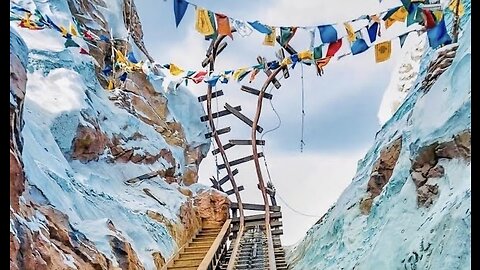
{"left": 10, "top": 0, "right": 229, "bottom": 269}
{"left": 287, "top": 2, "right": 471, "bottom": 269}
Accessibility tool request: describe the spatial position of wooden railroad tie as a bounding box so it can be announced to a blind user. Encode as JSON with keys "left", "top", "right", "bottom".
{"left": 224, "top": 103, "right": 263, "bottom": 133}
{"left": 202, "top": 41, "right": 228, "bottom": 67}
{"left": 218, "top": 168, "right": 239, "bottom": 186}
{"left": 240, "top": 85, "right": 273, "bottom": 99}
{"left": 225, "top": 185, "right": 244, "bottom": 195}
{"left": 229, "top": 139, "right": 265, "bottom": 146}
{"left": 200, "top": 105, "right": 241, "bottom": 122}
{"left": 210, "top": 177, "right": 224, "bottom": 192}
{"left": 198, "top": 89, "right": 224, "bottom": 102}
{"left": 230, "top": 202, "right": 280, "bottom": 212}
{"left": 212, "top": 142, "right": 235, "bottom": 155}
{"left": 205, "top": 126, "right": 231, "bottom": 139}
{"left": 217, "top": 152, "right": 264, "bottom": 170}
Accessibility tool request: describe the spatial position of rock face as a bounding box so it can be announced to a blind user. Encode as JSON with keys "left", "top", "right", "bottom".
{"left": 10, "top": 0, "right": 215, "bottom": 268}
{"left": 194, "top": 189, "right": 231, "bottom": 225}
{"left": 288, "top": 12, "right": 471, "bottom": 270}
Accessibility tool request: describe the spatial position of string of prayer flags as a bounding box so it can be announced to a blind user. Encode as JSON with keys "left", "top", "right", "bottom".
{"left": 216, "top": 14, "right": 233, "bottom": 39}
{"left": 448, "top": 0, "right": 464, "bottom": 16}
{"left": 263, "top": 27, "right": 276, "bottom": 46}
{"left": 174, "top": 0, "right": 189, "bottom": 27}
{"left": 279, "top": 27, "right": 297, "bottom": 47}
{"left": 318, "top": 25, "right": 338, "bottom": 43}
{"left": 195, "top": 7, "right": 215, "bottom": 36}
{"left": 375, "top": 41, "right": 392, "bottom": 63}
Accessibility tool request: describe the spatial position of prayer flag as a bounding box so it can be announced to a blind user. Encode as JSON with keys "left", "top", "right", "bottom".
{"left": 344, "top": 22, "right": 356, "bottom": 42}
{"left": 231, "top": 19, "right": 253, "bottom": 37}
{"left": 427, "top": 18, "right": 452, "bottom": 49}
{"left": 216, "top": 13, "right": 233, "bottom": 39}
{"left": 313, "top": 45, "right": 323, "bottom": 60}
{"left": 79, "top": 48, "right": 89, "bottom": 55}
{"left": 127, "top": 52, "right": 138, "bottom": 64}
{"left": 375, "top": 41, "right": 391, "bottom": 63}
{"left": 399, "top": 32, "right": 409, "bottom": 47}
{"left": 351, "top": 38, "right": 369, "bottom": 55}
{"left": 192, "top": 71, "right": 208, "bottom": 84}
{"left": 279, "top": 27, "right": 297, "bottom": 47}
{"left": 263, "top": 27, "right": 276, "bottom": 46}
{"left": 169, "top": 63, "right": 184, "bottom": 76}
{"left": 69, "top": 22, "right": 78, "bottom": 36}
{"left": 326, "top": 39, "right": 342, "bottom": 57}
{"left": 195, "top": 7, "right": 215, "bottom": 36}
{"left": 174, "top": 0, "right": 189, "bottom": 27}
{"left": 64, "top": 37, "right": 80, "bottom": 48}
{"left": 248, "top": 21, "right": 272, "bottom": 34}
{"left": 448, "top": 0, "right": 465, "bottom": 17}
{"left": 367, "top": 22, "right": 379, "bottom": 43}
{"left": 318, "top": 25, "right": 337, "bottom": 43}
{"left": 298, "top": 50, "right": 313, "bottom": 60}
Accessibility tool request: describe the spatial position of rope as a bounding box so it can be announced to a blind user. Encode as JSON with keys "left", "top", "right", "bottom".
{"left": 300, "top": 63, "right": 306, "bottom": 153}
{"left": 214, "top": 84, "right": 220, "bottom": 182}
{"left": 259, "top": 65, "right": 321, "bottom": 218}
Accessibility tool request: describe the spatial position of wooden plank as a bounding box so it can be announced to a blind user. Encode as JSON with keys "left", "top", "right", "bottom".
{"left": 230, "top": 202, "right": 280, "bottom": 212}
{"left": 210, "top": 177, "right": 224, "bottom": 192}
{"left": 240, "top": 85, "right": 273, "bottom": 100}
{"left": 218, "top": 168, "right": 239, "bottom": 186}
{"left": 197, "top": 90, "right": 224, "bottom": 102}
{"left": 231, "top": 220, "right": 282, "bottom": 232}
{"left": 212, "top": 142, "right": 234, "bottom": 155}
{"left": 271, "top": 229, "right": 284, "bottom": 236}
{"left": 124, "top": 170, "right": 159, "bottom": 184}
{"left": 257, "top": 56, "right": 281, "bottom": 89}
{"left": 224, "top": 103, "right": 263, "bottom": 133}
{"left": 217, "top": 152, "right": 264, "bottom": 170}
{"left": 197, "top": 219, "right": 232, "bottom": 270}
{"left": 204, "top": 127, "right": 230, "bottom": 139}
{"left": 201, "top": 42, "right": 228, "bottom": 67}
{"left": 230, "top": 139, "right": 265, "bottom": 146}
{"left": 200, "top": 105, "right": 241, "bottom": 122}
{"left": 232, "top": 212, "right": 282, "bottom": 223}
{"left": 225, "top": 185, "right": 244, "bottom": 195}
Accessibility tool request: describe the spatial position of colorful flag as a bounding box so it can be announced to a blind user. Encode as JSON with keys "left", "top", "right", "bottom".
{"left": 448, "top": 0, "right": 465, "bottom": 17}
{"left": 351, "top": 38, "right": 369, "bottom": 55}
{"left": 192, "top": 71, "right": 208, "bottom": 84}
{"left": 318, "top": 25, "right": 338, "bottom": 43}
{"left": 205, "top": 11, "right": 218, "bottom": 40}
{"left": 399, "top": 32, "right": 409, "bottom": 47}
{"left": 279, "top": 27, "right": 297, "bottom": 47}
{"left": 79, "top": 48, "right": 89, "bottom": 55}
{"left": 174, "top": 0, "right": 189, "bottom": 27}
{"left": 231, "top": 19, "right": 253, "bottom": 37}
{"left": 385, "top": 6, "right": 408, "bottom": 28}
{"left": 263, "top": 27, "right": 276, "bottom": 46}
{"left": 205, "top": 75, "right": 220, "bottom": 86}
{"left": 326, "top": 39, "right": 342, "bottom": 57}
{"left": 249, "top": 68, "right": 260, "bottom": 83}
{"left": 344, "top": 22, "right": 356, "bottom": 42}
{"left": 127, "top": 52, "right": 138, "bottom": 64}
{"left": 102, "top": 65, "right": 113, "bottom": 76}
{"left": 375, "top": 41, "right": 391, "bottom": 63}
{"left": 298, "top": 50, "right": 313, "bottom": 60}
{"left": 367, "top": 22, "right": 379, "bottom": 43}
{"left": 64, "top": 37, "right": 80, "bottom": 48}
{"left": 422, "top": 9, "right": 436, "bottom": 29}
{"left": 313, "top": 45, "right": 323, "bottom": 60}
{"left": 248, "top": 21, "right": 272, "bottom": 34}
{"left": 406, "top": 3, "right": 423, "bottom": 26}
{"left": 427, "top": 18, "right": 452, "bottom": 49}
{"left": 169, "top": 63, "right": 184, "bottom": 76}
{"left": 281, "top": 57, "right": 292, "bottom": 66}
{"left": 69, "top": 22, "right": 78, "bottom": 36}
{"left": 119, "top": 72, "right": 128, "bottom": 82}
{"left": 107, "top": 79, "right": 114, "bottom": 90}
{"left": 195, "top": 7, "right": 215, "bottom": 36}
{"left": 216, "top": 14, "right": 233, "bottom": 39}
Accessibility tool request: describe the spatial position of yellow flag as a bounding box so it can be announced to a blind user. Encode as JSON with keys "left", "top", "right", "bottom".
{"left": 344, "top": 22, "right": 356, "bottom": 42}
{"left": 107, "top": 79, "right": 114, "bottom": 90}
{"left": 195, "top": 8, "right": 215, "bottom": 36}
{"left": 281, "top": 57, "right": 292, "bottom": 67}
{"left": 375, "top": 41, "right": 392, "bottom": 63}
{"left": 448, "top": 0, "right": 465, "bottom": 16}
{"left": 115, "top": 49, "right": 128, "bottom": 64}
{"left": 69, "top": 22, "right": 78, "bottom": 36}
{"left": 233, "top": 68, "right": 246, "bottom": 81}
{"left": 169, "top": 63, "right": 184, "bottom": 76}
{"left": 263, "top": 27, "right": 276, "bottom": 46}
{"left": 298, "top": 50, "right": 313, "bottom": 60}
{"left": 60, "top": 26, "right": 68, "bottom": 37}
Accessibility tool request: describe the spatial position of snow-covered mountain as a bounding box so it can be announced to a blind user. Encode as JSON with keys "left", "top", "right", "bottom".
{"left": 10, "top": 0, "right": 229, "bottom": 269}
{"left": 287, "top": 2, "right": 471, "bottom": 270}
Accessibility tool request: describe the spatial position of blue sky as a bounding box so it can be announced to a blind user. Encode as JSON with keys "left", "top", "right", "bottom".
{"left": 136, "top": 0, "right": 406, "bottom": 245}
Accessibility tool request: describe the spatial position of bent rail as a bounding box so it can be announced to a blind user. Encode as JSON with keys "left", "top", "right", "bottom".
{"left": 202, "top": 33, "right": 246, "bottom": 270}
{"left": 198, "top": 219, "right": 232, "bottom": 270}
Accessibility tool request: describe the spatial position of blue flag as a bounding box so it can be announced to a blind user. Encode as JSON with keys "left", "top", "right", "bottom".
{"left": 351, "top": 39, "right": 369, "bottom": 55}
{"left": 127, "top": 52, "right": 138, "bottom": 63}
{"left": 100, "top": 35, "right": 110, "bottom": 42}
{"left": 427, "top": 18, "right": 452, "bottom": 49}
{"left": 119, "top": 72, "right": 128, "bottom": 82}
{"left": 205, "top": 75, "right": 220, "bottom": 86}
{"left": 399, "top": 32, "right": 409, "bottom": 48}
{"left": 318, "top": 25, "right": 338, "bottom": 43}
{"left": 174, "top": 0, "right": 189, "bottom": 27}
{"left": 248, "top": 21, "right": 272, "bottom": 34}
{"left": 102, "top": 65, "right": 113, "bottom": 76}
{"left": 367, "top": 22, "right": 379, "bottom": 43}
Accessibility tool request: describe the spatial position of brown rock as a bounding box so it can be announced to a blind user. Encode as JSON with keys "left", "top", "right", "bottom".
{"left": 412, "top": 143, "right": 438, "bottom": 170}
{"left": 359, "top": 196, "right": 374, "bottom": 215}
{"left": 71, "top": 125, "right": 107, "bottom": 162}
{"left": 426, "top": 164, "right": 445, "bottom": 178}
{"left": 109, "top": 235, "right": 144, "bottom": 270}
{"left": 131, "top": 153, "right": 145, "bottom": 164}
{"left": 194, "top": 189, "right": 230, "bottom": 223}
{"left": 152, "top": 252, "right": 165, "bottom": 270}
{"left": 110, "top": 145, "right": 124, "bottom": 156}
{"left": 411, "top": 171, "right": 427, "bottom": 187}
{"left": 454, "top": 130, "right": 471, "bottom": 160}
{"left": 417, "top": 184, "right": 439, "bottom": 207}
{"left": 159, "top": 149, "right": 175, "bottom": 166}
{"left": 116, "top": 149, "right": 134, "bottom": 163}
{"left": 178, "top": 186, "right": 193, "bottom": 197}
{"left": 435, "top": 141, "right": 460, "bottom": 159}
{"left": 182, "top": 167, "right": 199, "bottom": 186}
{"left": 10, "top": 151, "right": 24, "bottom": 211}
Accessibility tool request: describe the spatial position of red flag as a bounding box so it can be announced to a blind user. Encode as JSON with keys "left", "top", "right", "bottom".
{"left": 326, "top": 39, "right": 343, "bottom": 57}
{"left": 79, "top": 48, "right": 89, "bottom": 55}
{"left": 422, "top": 9, "right": 436, "bottom": 29}
{"left": 192, "top": 71, "right": 208, "bottom": 84}
{"left": 83, "top": 30, "right": 94, "bottom": 41}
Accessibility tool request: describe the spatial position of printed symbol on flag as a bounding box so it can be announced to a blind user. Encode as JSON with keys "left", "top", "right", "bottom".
{"left": 375, "top": 41, "right": 392, "bottom": 63}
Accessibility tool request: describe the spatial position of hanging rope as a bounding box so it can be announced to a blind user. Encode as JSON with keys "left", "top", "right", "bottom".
{"left": 258, "top": 66, "right": 321, "bottom": 218}
{"left": 300, "top": 63, "right": 306, "bottom": 153}
{"left": 214, "top": 84, "right": 220, "bottom": 182}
